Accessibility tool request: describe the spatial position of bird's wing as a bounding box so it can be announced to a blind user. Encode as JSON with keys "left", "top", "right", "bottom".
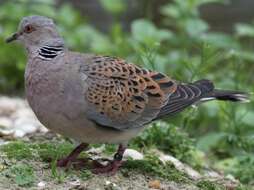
{"left": 80, "top": 55, "right": 177, "bottom": 130}
{"left": 156, "top": 80, "right": 215, "bottom": 119}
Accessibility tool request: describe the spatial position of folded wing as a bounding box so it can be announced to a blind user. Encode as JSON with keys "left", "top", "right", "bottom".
{"left": 80, "top": 56, "right": 177, "bottom": 130}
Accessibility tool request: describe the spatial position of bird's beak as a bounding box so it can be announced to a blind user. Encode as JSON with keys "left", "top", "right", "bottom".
{"left": 5, "top": 32, "right": 19, "bottom": 43}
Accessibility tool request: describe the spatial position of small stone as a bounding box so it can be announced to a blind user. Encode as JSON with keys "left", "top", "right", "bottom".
{"left": 0, "top": 164, "right": 6, "bottom": 172}
{"left": 87, "top": 145, "right": 105, "bottom": 154}
{"left": 69, "top": 179, "right": 81, "bottom": 186}
{"left": 0, "top": 96, "right": 18, "bottom": 115}
{"left": 225, "top": 174, "right": 236, "bottom": 181}
{"left": 12, "top": 108, "right": 34, "bottom": 118}
{"left": 14, "top": 118, "right": 38, "bottom": 134}
{"left": 148, "top": 180, "right": 161, "bottom": 189}
{"left": 123, "top": 149, "right": 144, "bottom": 160}
{"left": 105, "top": 180, "right": 111, "bottom": 186}
{"left": 104, "top": 180, "right": 120, "bottom": 190}
{"left": 0, "top": 140, "right": 9, "bottom": 146}
{"left": 0, "top": 117, "right": 13, "bottom": 129}
{"left": 159, "top": 153, "right": 201, "bottom": 180}
{"left": 37, "top": 181, "right": 46, "bottom": 188}
{"left": 13, "top": 129, "right": 26, "bottom": 138}
{"left": 0, "top": 128, "right": 14, "bottom": 137}
{"left": 39, "top": 125, "right": 49, "bottom": 133}
{"left": 204, "top": 170, "right": 221, "bottom": 178}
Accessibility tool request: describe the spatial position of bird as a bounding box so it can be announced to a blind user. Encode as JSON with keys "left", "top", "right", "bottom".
{"left": 6, "top": 15, "right": 249, "bottom": 174}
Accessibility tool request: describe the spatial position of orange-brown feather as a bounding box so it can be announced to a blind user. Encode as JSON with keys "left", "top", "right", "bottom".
{"left": 84, "top": 55, "right": 177, "bottom": 124}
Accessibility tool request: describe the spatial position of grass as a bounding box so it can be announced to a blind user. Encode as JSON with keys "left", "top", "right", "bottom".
{"left": 0, "top": 138, "right": 93, "bottom": 188}
{"left": 0, "top": 140, "right": 75, "bottom": 162}
{"left": 1, "top": 141, "right": 33, "bottom": 160}
{"left": 196, "top": 180, "right": 225, "bottom": 190}
{"left": 0, "top": 136, "right": 252, "bottom": 189}
{"left": 50, "top": 159, "right": 67, "bottom": 183}
{"left": 1, "top": 139, "right": 190, "bottom": 183}
{"left": 123, "top": 155, "right": 190, "bottom": 183}
{"left": 130, "top": 121, "right": 204, "bottom": 170}
{"left": 3, "top": 163, "right": 35, "bottom": 187}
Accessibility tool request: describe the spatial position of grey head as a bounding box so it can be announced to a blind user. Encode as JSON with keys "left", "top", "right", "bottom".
{"left": 6, "top": 15, "right": 64, "bottom": 53}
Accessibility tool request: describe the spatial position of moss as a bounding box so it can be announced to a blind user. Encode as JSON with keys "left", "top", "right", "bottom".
{"left": 0, "top": 140, "right": 249, "bottom": 189}
{"left": 79, "top": 169, "right": 92, "bottom": 180}
{"left": 104, "top": 144, "right": 117, "bottom": 155}
{"left": 130, "top": 122, "right": 204, "bottom": 169}
{"left": 215, "top": 155, "right": 254, "bottom": 185}
{"left": 235, "top": 184, "right": 254, "bottom": 190}
{"left": 4, "top": 163, "right": 35, "bottom": 187}
{"left": 33, "top": 141, "right": 74, "bottom": 162}
{"left": 0, "top": 140, "right": 75, "bottom": 162}
{"left": 1, "top": 141, "right": 33, "bottom": 160}
{"left": 123, "top": 155, "right": 190, "bottom": 183}
{"left": 196, "top": 180, "right": 225, "bottom": 190}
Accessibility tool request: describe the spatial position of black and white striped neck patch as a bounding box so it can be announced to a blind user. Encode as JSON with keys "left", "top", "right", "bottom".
{"left": 38, "top": 45, "right": 64, "bottom": 60}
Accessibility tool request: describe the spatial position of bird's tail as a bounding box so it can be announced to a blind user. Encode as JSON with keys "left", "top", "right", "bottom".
{"left": 203, "top": 89, "right": 249, "bottom": 103}
{"left": 156, "top": 79, "right": 249, "bottom": 119}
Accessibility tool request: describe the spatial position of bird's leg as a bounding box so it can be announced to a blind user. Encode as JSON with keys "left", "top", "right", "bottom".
{"left": 57, "top": 143, "right": 89, "bottom": 167}
{"left": 92, "top": 144, "right": 126, "bottom": 175}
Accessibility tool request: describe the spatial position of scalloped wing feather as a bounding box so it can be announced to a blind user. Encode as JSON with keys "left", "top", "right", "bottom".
{"left": 80, "top": 56, "right": 177, "bottom": 130}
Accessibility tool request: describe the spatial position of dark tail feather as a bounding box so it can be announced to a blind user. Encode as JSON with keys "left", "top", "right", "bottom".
{"left": 156, "top": 79, "right": 249, "bottom": 119}
{"left": 206, "top": 89, "right": 249, "bottom": 102}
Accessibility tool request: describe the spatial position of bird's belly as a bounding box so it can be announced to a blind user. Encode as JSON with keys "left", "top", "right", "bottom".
{"left": 27, "top": 93, "right": 142, "bottom": 143}
{"left": 25, "top": 74, "right": 142, "bottom": 144}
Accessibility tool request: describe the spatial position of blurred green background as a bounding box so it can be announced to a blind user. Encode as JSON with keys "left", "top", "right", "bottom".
{"left": 0, "top": 0, "right": 253, "bottom": 185}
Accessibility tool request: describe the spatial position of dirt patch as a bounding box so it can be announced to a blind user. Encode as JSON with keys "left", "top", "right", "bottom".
{"left": 0, "top": 133, "right": 246, "bottom": 190}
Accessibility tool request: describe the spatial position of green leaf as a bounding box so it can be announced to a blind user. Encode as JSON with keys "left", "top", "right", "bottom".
{"left": 7, "top": 164, "right": 35, "bottom": 187}
{"left": 131, "top": 19, "right": 172, "bottom": 45}
{"left": 241, "top": 112, "right": 254, "bottom": 126}
{"left": 197, "top": 132, "right": 227, "bottom": 152}
{"left": 200, "top": 33, "right": 239, "bottom": 48}
{"left": 235, "top": 23, "right": 254, "bottom": 38}
{"left": 100, "top": 0, "right": 126, "bottom": 15}
{"left": 185, "top": 19, "right": 208, "bottom": 37}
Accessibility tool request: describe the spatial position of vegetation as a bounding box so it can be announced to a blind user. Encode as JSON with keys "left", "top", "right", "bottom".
{"left": 0, "top": 0, "right": 253, "bottom": 188}
{"left": 0, "top": 138, "right": 242, "bottom": 189}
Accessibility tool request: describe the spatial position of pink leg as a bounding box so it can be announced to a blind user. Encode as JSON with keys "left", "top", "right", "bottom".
{"left": 92, "top": 144, "right": 126, "bottom": 175}
{"left": 57, "top": 143, "right": 89, "bottom": 167}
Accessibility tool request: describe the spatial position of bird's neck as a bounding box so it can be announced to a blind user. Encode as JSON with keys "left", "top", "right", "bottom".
{"left": 37, "top": 44, "right": 65, "bottom": 60}
{"left": 27, "top": 38, "right": 66, "bottom": 60}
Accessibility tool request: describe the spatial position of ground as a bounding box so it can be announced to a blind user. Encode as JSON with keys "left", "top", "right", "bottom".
{"left": 0, "top": 132, "right": 250, "bottom": 190}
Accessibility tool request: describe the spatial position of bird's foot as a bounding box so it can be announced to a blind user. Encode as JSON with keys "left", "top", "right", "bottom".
{"left": 56, "top": 143, "right": 89, "bottom": 168}
{"left": 56, "top": 143, "right": 126, "bottom": 176}
{"left": 91, "top": 144, "right": 126, "bottom": 175}
{"left": 91, "top": 160, "right": 124, "bottom": 175}
{"left": 57, "top": 157, "right": 90, "bottom": 168}
{"left": 57, "top": 157, "right": 70, "bottom": 167}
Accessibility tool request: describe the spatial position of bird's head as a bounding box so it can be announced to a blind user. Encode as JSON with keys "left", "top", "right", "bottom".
{"left": 6, "top": 15, "right": 64, "bottom": 50}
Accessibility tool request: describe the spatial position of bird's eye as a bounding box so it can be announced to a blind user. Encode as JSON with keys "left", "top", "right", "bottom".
{"left": 24, "top": 25, "right": 34, "bottom": 33}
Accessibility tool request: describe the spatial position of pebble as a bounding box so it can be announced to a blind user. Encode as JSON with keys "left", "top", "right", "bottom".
{"left": 0, "top": 117, "right": 13, "bottom": 129}
{"left": 14, "top": 118, "right": 39, "bottom": 133}
{"left": 123, "top": 149, "right": 144, "bottom": 160}
{"left": 37, "top": 181, "right": 46, "bottom": 188}
{"left": 148, "top": 180, "right": 161, "bottom": 189}
{"left": 159, "top": 152, "right": 201, "bottom": 180}
{"left": 0, "top": 97, "right": 19, "bottom": 115}
{"left": 104, "top": 180, "right": 121, "bottom": 190}
{"left": 87, "top": 145, "right": 105, "bottom": 154}
{"left": 13, "top": 129, "right": 27, "bottom": 138}
{"left": 204, "top": 170, "right": 221, "bottom": 178}
{"left": 0, "top": 96, "right": 46, "bottom": 139}
{"left": 0, "top": 128, "right": 14, "bottom": 137}
{"left": 69, "top": 179, "right": 81, "bottom": 186}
